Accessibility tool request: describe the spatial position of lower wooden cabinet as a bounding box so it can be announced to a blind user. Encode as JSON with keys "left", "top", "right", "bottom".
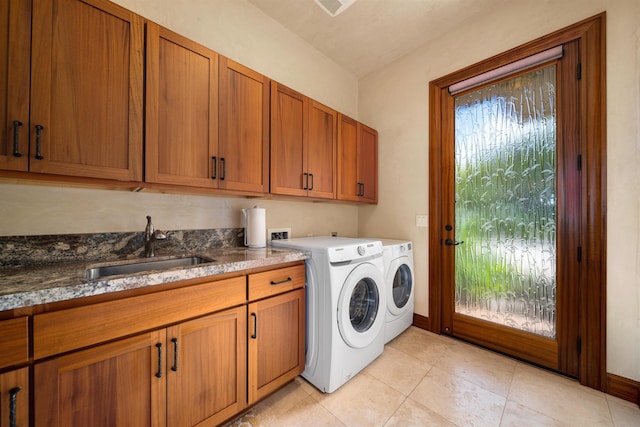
{"left": 248, "top": 288, "right": 305, "bottom": 404}
{"left": 0, "top": 367, "right": 28, "bottom": 427}
{"left": 35, "top": 330, "right": 166, "bottom": 427}
{"left": 34, "top": 307, "right": 247, "bottom": 427}
{"left": 167, "top": 306, "right": 247, "bottom": 427}
{"left": 30, "top": 263, "right": 305, "bottom": 426}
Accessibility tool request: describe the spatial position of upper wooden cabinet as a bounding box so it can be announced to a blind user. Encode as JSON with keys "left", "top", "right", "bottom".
{"left": 0, "top": 0, "right": 30, "bottom": 171}
{"left": 145, "top": 23, "right": 219, "bottom": 188}
{"left": 27, "top": 0, "right": 144, "bottom": 181}
{"left": 218, "top": 57, "right": 270, "bottom": 193}
{"left": 337, "top": 114, "right": 378, "bottom": 203}
{"left": 357, "top": 122, "right": 378, "bottom": 203}
{"left": 270, "top": 82, "right": 336, "bottom": 199}
{"left": 1, "top": 0, "right": 378, "bottom": 203}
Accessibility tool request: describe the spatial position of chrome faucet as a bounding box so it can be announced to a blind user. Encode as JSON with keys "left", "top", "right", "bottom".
{"left": 144, "top": 215, "right": 166, "bottom": 257}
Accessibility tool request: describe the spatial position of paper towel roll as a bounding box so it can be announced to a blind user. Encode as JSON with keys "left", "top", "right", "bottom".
{"left": 243, "top": 206, "right": 266, "bottom": 248}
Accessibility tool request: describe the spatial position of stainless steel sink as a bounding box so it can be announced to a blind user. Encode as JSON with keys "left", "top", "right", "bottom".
{"left": 85, "top": 256, "right": 214, "bottom": 280}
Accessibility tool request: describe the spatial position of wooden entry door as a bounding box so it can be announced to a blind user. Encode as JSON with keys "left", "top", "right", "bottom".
{"left": 429, "top": 15, "right": 606, "bottom": 389}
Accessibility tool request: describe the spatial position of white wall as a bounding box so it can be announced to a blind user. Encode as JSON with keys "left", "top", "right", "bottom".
{"left": 358, "top": 0, "right": 640, "bottom": 382}
{"left": 0, "top": 184, "right": 358, "bottom": 238}
{"left": 0, "top": 0, "right": 360, "bottom": 239}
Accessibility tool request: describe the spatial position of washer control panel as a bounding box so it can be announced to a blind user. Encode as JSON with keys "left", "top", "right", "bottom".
{"left": 328, "top": 240, "right": 383, "bottom": 263}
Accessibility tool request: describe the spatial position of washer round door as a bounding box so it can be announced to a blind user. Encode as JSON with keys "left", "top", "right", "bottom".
{"left": 387, "top": 258, "right": 414, "bottom": 316}
{"left": 337, "top": 262, "right": 385, "bottom": 348}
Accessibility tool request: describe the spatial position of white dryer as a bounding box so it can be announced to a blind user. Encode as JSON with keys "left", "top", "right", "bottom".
{"left": 375, "top": 239, "right": 415, "bottom": 343}
{"left": 272, "top": 236, "right": 385, "bottom": 393}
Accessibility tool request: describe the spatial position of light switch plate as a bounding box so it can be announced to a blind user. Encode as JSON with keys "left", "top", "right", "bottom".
{"left": 416, "top": 214, "right": 428, "bottom": 227}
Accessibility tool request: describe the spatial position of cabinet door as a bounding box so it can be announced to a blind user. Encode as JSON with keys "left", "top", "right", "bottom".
{"left": 248, "top": 288, "right": 305, "bottom": 404}
{"left": 167, "top": 306, "right": 247, "bottom": 427}
{"left": 357, "top": 123, "right": 378, "bottom": 203}
{"left": 218, "top": 57, "right": 269, "bottom": 193}
{"left": 0, "top": 368, "right": 28, "bottom": 427}
{"left": 0, "top": 0, "right": 30, "bottom": 171}
{"left": 146, "top": 23, "right": 219, "bottom": 188}
{"left": 307, "top": 100, "right": 337, "bottom": 199}
{"left": 270, "top": 82, "right": 307, "bottom": 197}
{"left": 29, "top": 0, "right": 144, "bottom": 181}
{"left": 34, "top": 330, "right": 166, "bottom": 427}
{"left": 337, "top": 113, "right": 359, "bottom": 201}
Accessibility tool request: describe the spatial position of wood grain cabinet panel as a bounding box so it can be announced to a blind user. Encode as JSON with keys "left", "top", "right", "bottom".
{"left": 33, "top": 276, "right": 246, "bottom": 360}
{"left": 0, "top": 367, "right": 29, "bottom": 427}
{"left": 0, "top": 0, "right": 30, "bottom": 171}
{"left": 337, "top": 114, "right": 378, "bottom": 203}
{"left": 0, "top": 317, "right": 28, "bottom": 369}
{"left": 307, "top": 100, "right": 338, "bottom": 199}
{"left": 357, "top": 122, "right": 379, "bottom": 203}
{"left": 145, "top": 23, "right": 219, "bottom": 188}
{"left": 270, "top": 82, "right": 306, "bottom": 197}
{"left": 248, "top": 263, "right": 305, "bottom": 301}
{"left": 247, "top": 265, "right": 305, "bottom": 404}
{"left": 248, "top": 288, "right": 305, "bottom": 404}
{"left": 166, "top": 306, "right": 247, "bottom": 427}
{"left": 34, "top": 308, "right": 248, "bottom": 427}
{"left": 270, "top": 82, "right": 336, "bottom": 199}
{"left": 28, "top": 0, "right": 144, "bottom": 181}
{"left": 34, "top": 330, "right": 166, "bottom": 427}
{"left": 218, "top": 57, "right": 270, "bottom": 193}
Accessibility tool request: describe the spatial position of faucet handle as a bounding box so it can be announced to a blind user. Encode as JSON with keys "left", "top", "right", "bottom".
{"left": 154, "top": 230, "right": 167, "bottom": 240}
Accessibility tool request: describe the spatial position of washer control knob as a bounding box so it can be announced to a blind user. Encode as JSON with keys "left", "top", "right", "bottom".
{"left": 357, "top": 246, "right": 365, "bottom": 256}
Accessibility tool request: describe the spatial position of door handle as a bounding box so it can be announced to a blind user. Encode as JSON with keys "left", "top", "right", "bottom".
{"left": 445, "top": 239, "right": 464, "bottom": 246}
{"left": 12, "top": 121, "right": 23, "bottom": 157}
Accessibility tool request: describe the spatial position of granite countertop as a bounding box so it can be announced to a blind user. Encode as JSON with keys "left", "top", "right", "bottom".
{"left": 0, "top": 247, "right": 310, "bottom": 311}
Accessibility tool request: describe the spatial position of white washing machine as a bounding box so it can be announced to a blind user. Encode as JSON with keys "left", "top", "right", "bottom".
{"left": 374, "top": 239, "right": 415, "bottom": 343}
{"left": 271, "top": 236, "right": 386, "bottom": 393}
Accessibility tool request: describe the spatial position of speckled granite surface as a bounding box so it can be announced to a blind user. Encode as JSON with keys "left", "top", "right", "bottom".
{"left": 0, "top": 228, "right": 244, "bottom": 268}
{"left": 0, "top": 230, "right": 309, "bottom": 311}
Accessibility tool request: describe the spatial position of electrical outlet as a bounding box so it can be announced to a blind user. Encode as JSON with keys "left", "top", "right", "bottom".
{"left": 268, "top": 227, "right": 291, "bottom": 243}
{"left": 416, "top": 214, "right": 428, "bottom": 227}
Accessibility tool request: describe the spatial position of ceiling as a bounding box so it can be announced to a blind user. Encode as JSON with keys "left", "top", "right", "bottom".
{"left": 247, "top": 0, "right": 507, "bottom": 78}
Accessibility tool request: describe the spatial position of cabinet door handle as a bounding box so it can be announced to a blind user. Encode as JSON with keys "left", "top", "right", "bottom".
{"left": 360, "top": 183, "right": 365, "bottom": 197}
{"left": 270, "top": 277, "right": 292, "bottom": 286}
{"left": 35, "top": 125, "right": 44, "bottom": 160}
{"left": 309, "top": 173, "right": 314, "bottom": 191}
{"left": 220, "top": 157, "right": 226, "bottom": 180}
{"left": 171, "top": 338, "right": 178, "bottom": 372}
{"left": 12, "top": 121, "right": 23, "bottom": 157}
{"left": 155, "top": 343, "right": 163, "bottom": 378}
{"left": 9, "top": 386, "right": 20, "bottom": 427}
{"left": 251, "top": 313, "right": 257, "bottom": 339}
{"left": 211, "top": 156, "right": 217, "bottom": 180}
{"left": 303, "top": 172, "right": 308, "bottom": 190}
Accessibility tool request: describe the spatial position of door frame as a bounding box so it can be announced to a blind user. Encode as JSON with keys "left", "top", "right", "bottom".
{"left": 428, "top": 13, "right": 606, "bottom": 390}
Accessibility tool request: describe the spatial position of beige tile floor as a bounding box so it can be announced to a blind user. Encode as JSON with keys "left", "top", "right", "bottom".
{"left": 227, "top": 327, "right": 640, "bottom": 426}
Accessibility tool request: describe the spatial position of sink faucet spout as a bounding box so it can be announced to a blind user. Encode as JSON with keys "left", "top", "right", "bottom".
{"left": 144, "top": 215, "right": 166, "bottom": 257}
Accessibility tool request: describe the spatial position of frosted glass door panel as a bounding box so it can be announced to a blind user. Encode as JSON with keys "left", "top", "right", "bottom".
{"left": 454, "top": 65, "right": 557, "bottom": 338}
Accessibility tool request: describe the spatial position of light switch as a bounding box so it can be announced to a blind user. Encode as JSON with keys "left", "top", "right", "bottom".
{"left": 416, "top": 214, "right": 428, "bottom": 227}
